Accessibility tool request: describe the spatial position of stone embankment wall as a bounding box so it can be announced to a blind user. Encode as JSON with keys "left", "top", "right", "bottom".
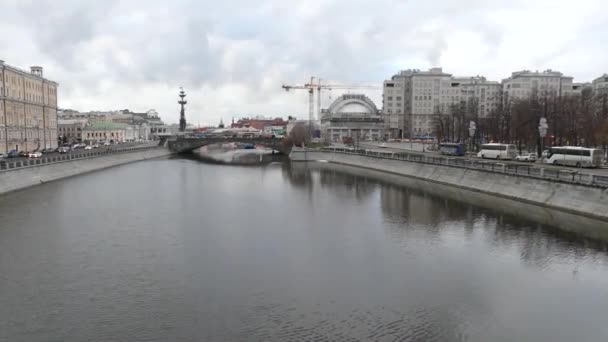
{"left": 0, "top": 148, "right": 171, "bottom": 195}
{"left": 291, "top": 149, "right": 608, "bottom": 224}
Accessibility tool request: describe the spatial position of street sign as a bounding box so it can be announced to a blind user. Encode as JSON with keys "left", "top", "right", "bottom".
{"left": 538, "top": 117, "right": 548, "bottom": 138}
{"left": 468, "top": 121, "right": 476, "bottom": 138}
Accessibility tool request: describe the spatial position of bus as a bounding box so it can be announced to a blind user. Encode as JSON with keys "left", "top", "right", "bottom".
{"left": 544, "top": 146, "right": 603, "bottom": 168}
{"left": 439, "top": 143, "right": 466, "bottom": 156}
{"left": 477, "top": 143, "right": 517, "bottom": 160}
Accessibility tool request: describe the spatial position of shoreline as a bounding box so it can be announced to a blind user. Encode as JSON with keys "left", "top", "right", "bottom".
{"left": 0, "top": 148, "right": 172, "bottom": 195}
{"left": 291, "top": 149, "right": 608, "bottom": 230}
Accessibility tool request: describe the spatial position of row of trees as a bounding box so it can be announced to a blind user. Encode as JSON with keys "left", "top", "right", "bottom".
{"left": 433, "top": 89, "right": 608, "bottom": 154}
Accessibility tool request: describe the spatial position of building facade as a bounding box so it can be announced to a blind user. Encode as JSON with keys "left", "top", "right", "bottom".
{"left": 231, "top": 116, "right": 287, "bottom": 130}
{"left": 58, "top": 119, "right": 88, "bottom": 143}
{"left": 1, "top": 62, "right": 58, "bottom": 153}
{"left": 592, "top": 74, "right": 608, "bottom": 93}
{"left": 502, "top": 70, "right": 574, "bottom": 104}
{"left": 444, "top": 77, "right": 501, "bottom": 118}
{"left": 320, "top": 94, "right": 383, "bottom": 142}
{"left": 383, "top": 68, "right": 502, "bottom": 138}
{"left": 81, "top": 122, "right": 128, "bottom": 143}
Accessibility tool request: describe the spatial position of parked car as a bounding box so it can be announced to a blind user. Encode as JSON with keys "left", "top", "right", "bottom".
{"left": 7, "top": 150, "right": 19, "bottom": 158}
{"left": 0, "top": 153, "right": 4, "bottom": 160}
{"left": 103, "top": 141, "right": 111, "bottom": 146}
{"left": 58, "top": 147, "right": 70, "bottom": 154}
{"left": 379, "top": 143, "right": 387, "bottom": 148}
{"left": 28, "top": 151, "right": 43, "bottom": 158}
{"left": 84, "top": 145, "right": 93, "bottom": 150}
{"left": 18, "top": 151, "right": 28, "bottom": 157}
{"left": 92, "top": 144, "right": 100, "bottom": 149}
{"left": 516, "top": 153, "right": 537, "bottom": 162}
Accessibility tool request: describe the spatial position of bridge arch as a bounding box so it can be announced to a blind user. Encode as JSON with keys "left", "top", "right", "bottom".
{"left": 167, "top": 137, "right": 291, "bottom": 155}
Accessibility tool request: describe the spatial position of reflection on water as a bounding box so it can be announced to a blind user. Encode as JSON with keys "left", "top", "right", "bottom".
{"left": 1, "top": 159, "right": 608, "bottom": 342}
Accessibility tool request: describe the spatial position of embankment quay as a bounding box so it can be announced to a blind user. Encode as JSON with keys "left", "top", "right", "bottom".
{"left": 291, "top": 147, "right": 608, "bottom": 224}
{"left": 0, "top": 145, "right": 171, "bottom": 195}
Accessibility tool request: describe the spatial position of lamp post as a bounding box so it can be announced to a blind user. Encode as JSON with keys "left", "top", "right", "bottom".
{"left": 538, "top": 117, "right": 548, "bottom": 159}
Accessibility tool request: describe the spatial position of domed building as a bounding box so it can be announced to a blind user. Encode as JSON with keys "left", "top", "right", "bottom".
{"left": 320, "top": 94, "right": 384, "bottom": 142}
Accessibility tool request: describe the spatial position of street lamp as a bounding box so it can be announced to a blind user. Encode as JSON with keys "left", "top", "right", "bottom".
{"left": 538, "top": 117, "right": 548, "bottom": 158}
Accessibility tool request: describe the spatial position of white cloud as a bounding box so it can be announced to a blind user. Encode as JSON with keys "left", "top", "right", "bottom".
{"left": 1, "top": 0, "right": 606, "bottom": 126}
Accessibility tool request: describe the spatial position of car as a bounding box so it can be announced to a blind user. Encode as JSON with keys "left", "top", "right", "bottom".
{"left": 516, "top": 153, "right": 537, "bottom": 162}
{"left": 92, "top": 144, "right": 100, "bottom": 149}
{"left": 28, "top": 151, "right": 43, "bottom": 158}
{"left": 18, "top": 151, "right": 28, "bottom": 157}
{"left": 103, "top": 141, "right": 111, "bottom": 146}
{"left": 0, "top": 153, "right": 4, "bottom": 160}
{"left": 84, "top": 145, "right": 93, "bottom": 150}
{"left": 379, "top": 143, "right": 387, "bottom": 148}
{"left": 7, "top": 150, "right": 19, "bottom": 158}
{"left": 58, "top": 147, "right": 70, "bottom": 154}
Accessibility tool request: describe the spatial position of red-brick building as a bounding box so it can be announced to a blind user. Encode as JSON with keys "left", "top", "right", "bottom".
{"left": 231, "top": 117, "right": 286, "bottom": 130}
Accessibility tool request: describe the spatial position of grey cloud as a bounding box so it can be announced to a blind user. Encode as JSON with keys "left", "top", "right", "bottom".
{"left": 2, "top": 0, "right": 606, "bottom": 124}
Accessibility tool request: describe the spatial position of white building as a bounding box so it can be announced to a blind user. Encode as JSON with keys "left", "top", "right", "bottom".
{"left": 502, "top": 69, "right": 574, "bottom": 104}
{"left": 320, "top": 94, "right": 383, "bottom": 142}
{"left": 441, "top": 76, "right": 502, "bottom": 118}
{"left": 383, "top": 68, "right": 502, "bottom": 138}
{"left": 592, "top": 74, "right": 608, "bottom": 94}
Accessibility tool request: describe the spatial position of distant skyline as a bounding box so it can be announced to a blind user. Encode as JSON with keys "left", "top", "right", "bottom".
{"left": 2, "top": 0, "right": 607, "bottom": 125}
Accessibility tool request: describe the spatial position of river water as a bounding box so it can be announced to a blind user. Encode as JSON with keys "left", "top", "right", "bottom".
{"left": 1, "top": 157, "right": 608, "bottom": 342}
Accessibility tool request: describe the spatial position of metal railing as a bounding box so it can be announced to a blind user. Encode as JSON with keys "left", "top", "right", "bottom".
{"left": 316, "top": 147, "right": 608, "bottom": 188}
{"left": 0, "top": 146, "right": 163, "bottom": 173}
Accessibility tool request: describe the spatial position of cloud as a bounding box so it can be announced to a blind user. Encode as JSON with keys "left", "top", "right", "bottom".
{"left": 1, "top": 0, "right": 607, "bottom": 125}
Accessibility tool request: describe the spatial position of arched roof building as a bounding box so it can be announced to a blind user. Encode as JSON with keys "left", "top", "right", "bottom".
{"left": 320, "top": 94, "right": 385, "bottom": 142}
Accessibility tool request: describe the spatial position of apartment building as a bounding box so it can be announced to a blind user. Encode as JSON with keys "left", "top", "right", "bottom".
{"left": 592, "top": 74, "right": 608, "bottom": 94}
{"left": 502, "top": 70, "right": 574, "bottom": 104}
{"left": 0, "top": 61, "right": 58, "bottom": 153}
{"left": 441, "top": 76, "right": 502, "bottom": 118}
{"left": 383, "top": 68, "right": 502, "bottom": 138}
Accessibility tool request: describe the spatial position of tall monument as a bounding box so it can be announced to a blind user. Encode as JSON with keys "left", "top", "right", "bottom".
{"left": 178, "top": 87, "right": 187, "bottom": 132}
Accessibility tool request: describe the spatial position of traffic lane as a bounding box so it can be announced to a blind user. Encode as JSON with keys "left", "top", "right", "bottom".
{"left": 336, "top": 144, "right": 608, "bottom": 176}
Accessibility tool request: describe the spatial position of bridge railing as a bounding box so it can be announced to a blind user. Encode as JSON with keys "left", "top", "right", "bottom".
{"left": 315, "top": 147, "right": 608, "bottom": 188}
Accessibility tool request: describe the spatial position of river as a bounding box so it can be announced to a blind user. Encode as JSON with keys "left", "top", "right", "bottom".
{"left": 1, "top": 157, "right": 607, "bottom": 341}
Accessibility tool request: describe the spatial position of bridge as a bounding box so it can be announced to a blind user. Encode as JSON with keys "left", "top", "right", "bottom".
{"left": 167, "top": 136, "right": 291, "bottom": 155}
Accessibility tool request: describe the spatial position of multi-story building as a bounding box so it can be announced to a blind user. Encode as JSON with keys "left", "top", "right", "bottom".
{"left": 320, "top": 94, "right": 383, "bottom": 142}
{"left": 58, "top": 118, "right": 88, "bottom": 143}
{"left": 1, "top": 61, "right": 58, "bottom": 153}
{"left": 443, "top": 76, "right": 502, "bottom": 118}
{"left": 592, "top": 74, "right": 608, "bottom": 94}
{"left": 383, "top": 68, "right": 501, "bottom": 138}
{"left": 502, "top": 70, "right": 574, "bottom": 104}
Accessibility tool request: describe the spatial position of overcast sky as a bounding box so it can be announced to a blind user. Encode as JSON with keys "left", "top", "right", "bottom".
{"left": 1, "top": 0, "right": 607, "bottom": 125}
